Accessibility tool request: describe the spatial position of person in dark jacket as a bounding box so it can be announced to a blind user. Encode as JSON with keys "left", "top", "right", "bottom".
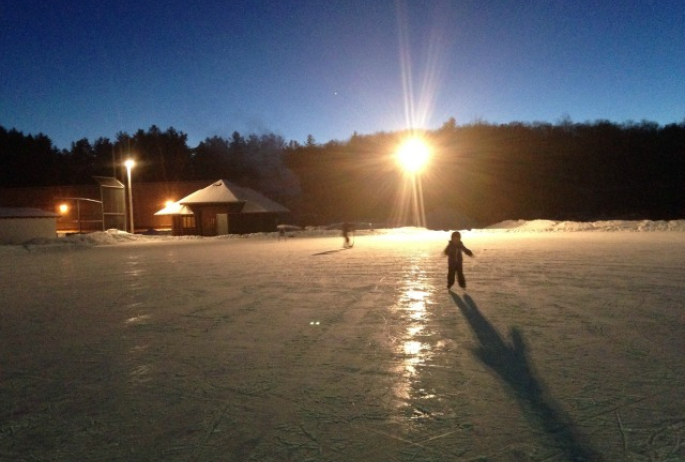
{"left": 342, "top": 221, "right": 353, "bottom": 248}
{"left": 444, "top": 231, "right": 473, "bottom": 289}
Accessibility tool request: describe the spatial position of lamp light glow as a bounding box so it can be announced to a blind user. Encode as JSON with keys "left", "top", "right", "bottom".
{"left": 125, "top": 158, "right": 135, "bottom": 233}
{"left": 396, "top": 138, "right": 430, "bottom": 174}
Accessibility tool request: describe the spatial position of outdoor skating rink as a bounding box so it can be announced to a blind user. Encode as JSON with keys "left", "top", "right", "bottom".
{"left": 1, "top": 230, "right": 684, "bottom": 461}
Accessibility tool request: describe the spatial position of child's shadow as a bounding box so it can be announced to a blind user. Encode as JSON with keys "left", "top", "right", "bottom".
{"left": 450, "top": 292, "right": 601, "bottom": 461}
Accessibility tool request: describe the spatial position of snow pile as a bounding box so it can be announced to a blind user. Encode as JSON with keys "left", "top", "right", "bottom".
{"left": 485, "top": 219, "right": 685, "bottom": 232}
{"left": 24, "top": 229, "right": 164, "bottom": 248}
{"left": 3, "top": 219, "right": 684, "bottom": 254}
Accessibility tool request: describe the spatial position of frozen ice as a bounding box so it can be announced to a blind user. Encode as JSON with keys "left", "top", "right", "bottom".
{"left": 1, "top": 221, "right": 684, "bottom": 461}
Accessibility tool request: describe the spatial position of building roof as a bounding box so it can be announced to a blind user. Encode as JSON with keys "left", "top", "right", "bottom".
{"left": 92, "top": 176, "right": 125, "bottom": 188}
{"left": 154, "top": 202, "right": 194, "bottom": 216}
{"left": 179, "top": 179, "right": 242, "bottom": 204}
{"left": 176, "top": 180, "right": 289, "bottom": 213}
{"left": 0, "top": 207, "right": 60, "bottom": 218}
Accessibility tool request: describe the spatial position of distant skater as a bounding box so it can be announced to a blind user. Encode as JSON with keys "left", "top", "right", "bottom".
{"left": 342, "top": 222, "right": 354, "bottom": 248}
{"left": 444, "top": 231, "right": 473, "bottom": 289}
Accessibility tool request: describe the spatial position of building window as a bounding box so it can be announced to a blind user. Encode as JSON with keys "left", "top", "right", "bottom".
{"left": 182, "top": 216, "right": 196, "bottom": 229}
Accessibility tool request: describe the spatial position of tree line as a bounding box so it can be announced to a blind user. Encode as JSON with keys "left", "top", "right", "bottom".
{"left": 0, "top": 125, "right": 292, "bottom": 186}
{"left": 284, "top": 119, "right": 685, "bottom": 225}
{"left": 1, "top": 119, "right": 683, "bottom": 226}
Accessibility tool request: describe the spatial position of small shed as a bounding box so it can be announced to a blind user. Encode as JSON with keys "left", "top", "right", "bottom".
{"left": 0, "top": 207, "right": 60, "bottom": 244}
{"left": 154, "top": 202, "right": 197, "bottom": 236}
{"left": 155, "top": 180, "right": 291, "bottom": 236}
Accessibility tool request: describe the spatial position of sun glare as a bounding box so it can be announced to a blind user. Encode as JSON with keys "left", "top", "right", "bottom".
{"left": 396, "top": 138, "right": 430, "bottom": 174}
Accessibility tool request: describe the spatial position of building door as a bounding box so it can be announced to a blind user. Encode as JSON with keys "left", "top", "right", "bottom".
{"left": 216, "top": 213, "right": 228, "bottom": 235}
{"left": 200, "top": 211, "right": 215, "bottom": 236}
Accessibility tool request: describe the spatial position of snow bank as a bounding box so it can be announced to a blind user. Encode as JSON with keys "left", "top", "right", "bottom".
{"left": 2, "top": 219, "right": 683, "bottom": 254}
{"left": 485, "top": 219, "right": 685, "bottom": 232}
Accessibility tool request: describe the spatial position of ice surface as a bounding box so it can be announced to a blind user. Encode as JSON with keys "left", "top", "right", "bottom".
{"left": 1, "top": 221, "right": 684, "bottom": 461}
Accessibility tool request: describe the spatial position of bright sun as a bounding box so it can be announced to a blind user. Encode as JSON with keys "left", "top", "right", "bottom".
{"left": 396, "top": 137, "right": 431, "bottom": 174}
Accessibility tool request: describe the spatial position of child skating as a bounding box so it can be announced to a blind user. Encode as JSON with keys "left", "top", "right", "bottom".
{"left": 444, "top": 231, "right": 473, "bottom": 290}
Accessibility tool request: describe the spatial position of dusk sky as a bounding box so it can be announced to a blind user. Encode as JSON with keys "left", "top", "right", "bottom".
{"left": 1, "top": 0, "right": 683, "bottom": 150}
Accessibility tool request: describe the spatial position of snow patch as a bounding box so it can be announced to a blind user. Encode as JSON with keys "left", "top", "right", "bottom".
{"left": 3, "top": 219, "right": 684, "bottom": 254}
{"left": 485, "top": 219, "right": 685, "bottom": 233}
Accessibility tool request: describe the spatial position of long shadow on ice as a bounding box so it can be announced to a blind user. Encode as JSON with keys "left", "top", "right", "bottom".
{"left": 450, "top": 292, "right": 601, "bottom": 461}
{"left": 312, "top": 247, "right": 352, "bottom": 256}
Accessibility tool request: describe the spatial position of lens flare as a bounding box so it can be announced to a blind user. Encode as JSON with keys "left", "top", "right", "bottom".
{"left": 396, "top": 137, "right": 430, "bottom": 174}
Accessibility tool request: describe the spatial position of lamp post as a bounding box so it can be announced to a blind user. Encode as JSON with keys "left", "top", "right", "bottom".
{"left": 124, "top": 159, "right": 135, "bottom": 233}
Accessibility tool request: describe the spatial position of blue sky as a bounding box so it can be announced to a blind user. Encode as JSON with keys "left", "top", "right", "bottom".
{"left": 1, "top": 0, "right": 683, "bottom": 150}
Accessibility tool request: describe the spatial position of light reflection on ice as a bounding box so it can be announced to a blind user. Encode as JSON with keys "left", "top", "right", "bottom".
{"left": 129, "top": 343, "right": 149, "bottom": 353}
{"left": 125, "top": 314, "right": 150, "bottom": 324}
{"left": 377, "top": 228, "right": 442, "bottom": 242}
{"left": 125, "top": 255, "right": 144, "bottom": 278}
{"left": 403, "top": 340, "right": 423, "bottom": 356}
{"left": 407, "top": 325, "right": 423, "bottom": 336}
{"left": 391, "top": 266, "right": 433, "bottom": 405}
{"left": 404, "top": 289, "right": 429, "bottom": 322}
{"left": 129, "top": 364, "right": 152, "bottom": 383}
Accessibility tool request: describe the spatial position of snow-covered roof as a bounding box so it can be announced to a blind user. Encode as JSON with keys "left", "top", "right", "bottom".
{"left": 232, "top": 186, "right": 290, "bottom": 213}
{"left": 0, "top": 207, "right": 59, "bottom": 218}
{"left": 154, "top": 202, "right": 194, "bottom": 216}
{"left": 178, "top": 179, "right": 242, "bottom": 204}
{"left": 177, "top": 180, "right": 289, "bottom": 213}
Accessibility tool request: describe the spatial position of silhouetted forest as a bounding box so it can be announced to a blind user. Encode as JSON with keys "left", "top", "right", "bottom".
{"left": 1, "top": 119, "right": 683, "bottom": 226}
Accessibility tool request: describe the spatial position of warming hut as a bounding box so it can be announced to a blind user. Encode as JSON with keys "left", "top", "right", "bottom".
{"left": 155, "top": 180, "right": 290, "bottom": 236}
{"left": 154, "top": 202, "right": 197, "bottom": 236}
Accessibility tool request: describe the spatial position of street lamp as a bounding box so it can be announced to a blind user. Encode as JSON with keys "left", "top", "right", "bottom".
{"left": 124, "top": 159, "right": 135, "bottom": 233}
